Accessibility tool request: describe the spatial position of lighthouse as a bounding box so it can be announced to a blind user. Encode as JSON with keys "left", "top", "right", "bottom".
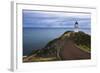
{"left": 74, "top": 21, "right": 79, "bottom": 32}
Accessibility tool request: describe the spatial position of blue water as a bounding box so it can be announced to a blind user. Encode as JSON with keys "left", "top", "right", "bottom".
{"left": 23, "top": 28, "right": 91, "bottom": 56}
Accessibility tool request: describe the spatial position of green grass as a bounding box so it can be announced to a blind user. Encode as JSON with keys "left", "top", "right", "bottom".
{"left": 24, "top": 57, "right": 59, "bottom": 62}
{"left": 75, "top": 44, "right": 90, "bottom": 53}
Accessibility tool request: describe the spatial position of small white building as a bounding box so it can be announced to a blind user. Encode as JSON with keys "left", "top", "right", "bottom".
{"left": 74, "top": 21, "right": 79, "bottom": 32}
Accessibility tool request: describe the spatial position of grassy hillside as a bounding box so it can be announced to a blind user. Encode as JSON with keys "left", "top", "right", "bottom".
{"left": 23, "top": 31, "right": 91, "bottom": 62}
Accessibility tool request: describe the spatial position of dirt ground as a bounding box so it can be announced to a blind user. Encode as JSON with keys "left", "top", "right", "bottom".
{"left": 60, "top": 41, "right": 91, "bottom": 60}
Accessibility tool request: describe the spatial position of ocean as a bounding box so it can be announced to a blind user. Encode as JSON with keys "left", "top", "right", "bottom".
{"left": 23, "top": 28, "right": 91, "bottom": 56}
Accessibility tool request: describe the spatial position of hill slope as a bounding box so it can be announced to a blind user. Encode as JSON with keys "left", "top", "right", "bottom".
{"left": 23, "top": 31, "right": 91, "bottom": 62}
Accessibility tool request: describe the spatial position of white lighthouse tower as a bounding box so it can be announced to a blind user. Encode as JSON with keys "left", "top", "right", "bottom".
{"left": 74, "top": 21, "right": 79, "bottom": 32}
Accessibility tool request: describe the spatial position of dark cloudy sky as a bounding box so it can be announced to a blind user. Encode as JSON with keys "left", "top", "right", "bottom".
{"left": 23, "top": 10, "right": 91, "bottom": 28}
